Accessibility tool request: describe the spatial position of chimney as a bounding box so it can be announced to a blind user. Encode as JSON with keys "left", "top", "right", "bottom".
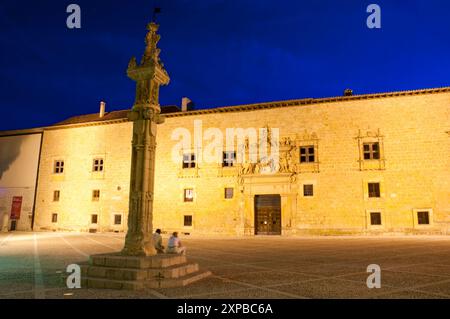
{"left": 181, "top": 97, "right": 194, "bottom": 112}
{"left": 343, "top": 89, "right": 353, "bottom": 96}
{"left": 99, "top": 101, "right": 106, "bottom": 118}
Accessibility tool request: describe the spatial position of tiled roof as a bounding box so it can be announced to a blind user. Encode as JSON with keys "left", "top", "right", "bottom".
{"left": 53, "top": 110, "right": 129, "bottom": 126}
{"left": 52, "top": 105, "right": 181, "bottom": 127}
{"left": 1, "top": 86, "right": 449, "bottom": 135}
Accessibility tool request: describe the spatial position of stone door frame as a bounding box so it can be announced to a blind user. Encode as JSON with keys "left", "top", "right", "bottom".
{"left": 240, "top": 173, "right": 298, "bottom": 236}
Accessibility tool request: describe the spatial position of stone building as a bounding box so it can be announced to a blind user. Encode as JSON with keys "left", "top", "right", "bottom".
{"left": 1, "top": 86, "right": 447, "bottom": 235}
{"left": 0, "top": 130, "right": 42, "bottom": 231}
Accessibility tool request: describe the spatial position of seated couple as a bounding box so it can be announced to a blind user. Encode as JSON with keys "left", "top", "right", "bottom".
{"left": 152, "top": 229, "right": 186, "bottom": 255}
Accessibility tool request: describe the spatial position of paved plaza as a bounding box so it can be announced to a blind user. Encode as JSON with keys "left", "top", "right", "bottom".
{"left": 0, "top": 232, "right": 450, "bottom": 299}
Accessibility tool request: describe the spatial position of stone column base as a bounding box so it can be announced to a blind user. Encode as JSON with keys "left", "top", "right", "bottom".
{"left": 80, "top": 253, "right": 211, "bottom": 290}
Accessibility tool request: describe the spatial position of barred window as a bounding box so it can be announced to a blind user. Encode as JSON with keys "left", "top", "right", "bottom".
{"left": 91, "top": 214, "right": 98, "bottom": 224}
{"left": 368, "top": 183, "right": 380, "bottom": 198}
{"left": 303, "top": 184, "right": 314, "bottom": 196}
{"left": 52, "top": 213, "right": 58, "bottom": 223}
{"left": 363, "top": 143, "right": 380, "bottom": 160}
{"left": 300, "top": 146, "right": 315, "bottom": 163}
{"left": 92, "top": 190, "right": 100, "bottom": 201}
{"left": 182, "top": 153, "right": 196, "bottom": 169}
{"left": 370, "top": 212, "right": 382, "bottom": 225}
{"left": 93, "top": 158, "right": 104, "bottom": 172}
{"left": 417, "top": 211, "right": 430, "bottom": 225}
{"left": 53, "top": 190, "right": 60, "bottom": 202}
{"left": 222, "top": 151, "right": 236, "bottom": 167}
{"left": 184, "top": 215, "right": 193, "bottom": 227}
{"left": 184, "top": 189, "right": 194, "bottom": 202}
{"left": 224, "top": 187, "right": 234, "bottom": 199}
{"left": 114, "top": 214, "right": 122, "bottom": 225}
{"left": 54, "top": 160, "right": 64, "bottom": 174}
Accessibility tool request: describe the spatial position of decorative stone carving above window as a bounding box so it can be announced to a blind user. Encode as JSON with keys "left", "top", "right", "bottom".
{"left": 237, "top": 126, "right": 279, "bottom": 181}
{"left": 291, "top": 131, "right": 320, "bottom": 174}
{"left": 273, "top": 131, "right": 320, "bottom": 175}
{"left": 356, "top": 129, "right": 386, "bottom": 171}
{"left": 237, "top": 129, "right": 320, "bottom": 185}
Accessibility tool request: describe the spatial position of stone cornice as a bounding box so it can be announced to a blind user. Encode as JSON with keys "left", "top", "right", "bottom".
{"left": 1, "top": 86, "right": 448, "bottom": 135}
{"left": 0, "top": 127, "right": 44, "bottom": 137}
{"left": 0, "top": 118, "right": 131, "bottom": 136}
{"left": 165, "top": 86, "right": 450, "bottom": 118}
{"left": 45, "top": 118, "right": 129, "bottom": 131}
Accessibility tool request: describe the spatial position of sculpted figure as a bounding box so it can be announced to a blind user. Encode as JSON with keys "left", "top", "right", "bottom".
{"left": 279, "top": 152, "right": 289, "bottom": 173}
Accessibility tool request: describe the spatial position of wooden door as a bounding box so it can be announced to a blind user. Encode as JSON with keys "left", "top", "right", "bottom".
{"left": 254, "top": 195, "right": 281, "bottom": 235}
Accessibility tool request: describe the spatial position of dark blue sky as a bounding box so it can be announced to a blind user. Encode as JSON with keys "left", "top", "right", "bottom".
{"left": 1, "top": 0, "right": 449, "bottom": 131}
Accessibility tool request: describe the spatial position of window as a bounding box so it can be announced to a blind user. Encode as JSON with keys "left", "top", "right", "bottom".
{"left": 363, "top": 142, "right": 380, "bottom": 160}
{"left": 300, "top": 146, "right": 315, "bottom": 163}
{"left": 417, "top": 211, "right": 430, "bottom": 225}
{"left": 92, "top": 158, "right": 104, "bottom": 172}
{"left": 184, "top": 188, "right": 194, "bottom": 202}
{"left": 370, "top": 212, "right": 382, "bottom": 225}
{"left": 114, "top": 214, "right": 122, "bottom": 225}
{"left": 368, "top": 183, "right": 380, "bottom": 198}
{"left": 54, "top": 160, "right": 64, "bottom": 174}
{"left": 182, "top": 153, "right": 196, "bottom": 169}
{"left": 357, "top": 133, "right": 385, "bottom": 171}
{"left": 222, "top": 151, "right": 236, "bottom": 167}
{"left": 303, "top": 184, "right": 314, "bottom": 196}
{"left": 92, "top": 190, "right": 100, "bottom": 201}
{"left": 224, "top": 187, "right": 234, "bottom": 199}
{"left": 53, "top": 190, "right": 60, "bottom": 202}
{"left": 91, "top": 214, "right": 98, "bottom": 224}
{"left": 52, "top": 213, "right": 58, "bottom": 223}
{"left": 184, "top": 215, "right": 193, "bottom": 227}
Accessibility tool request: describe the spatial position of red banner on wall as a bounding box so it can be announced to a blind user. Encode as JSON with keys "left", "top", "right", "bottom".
{"left": 10, "top": 196, "right": 22, "bottom": 220}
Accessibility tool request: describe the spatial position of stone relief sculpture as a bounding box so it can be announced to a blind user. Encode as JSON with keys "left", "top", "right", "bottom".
{"left": 241, "top": 161, "right": 256, "bottom": 175}
{"left": 279, "top": 150, "right": 291, "bottom": 173}
{"left": 257, "top": 156, "right": 278, "bottom": 174}
{"left": 278, "top": 136, "right": 296, "bottom": 174}
{"left": 128, "top": 56, "right": 137, "bottom": 69}
{"left": 237, "top": 130, "right": 318, "bottom": 184}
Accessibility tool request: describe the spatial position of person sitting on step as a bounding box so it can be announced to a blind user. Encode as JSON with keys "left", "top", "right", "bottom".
{"left": 165, "top": 232, "right": 186, "bottom": 255}
{"left": 152, "top": 229, "right": 165, "bottom": 254}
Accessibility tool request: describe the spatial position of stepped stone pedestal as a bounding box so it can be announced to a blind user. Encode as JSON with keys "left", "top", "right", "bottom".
{"left": 81, "top": 253, "right": 211, "bottom": 290}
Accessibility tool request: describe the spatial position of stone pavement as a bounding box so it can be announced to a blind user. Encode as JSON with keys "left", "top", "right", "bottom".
{"left": 0, "top": 232, "right": 449, "bottom": 299}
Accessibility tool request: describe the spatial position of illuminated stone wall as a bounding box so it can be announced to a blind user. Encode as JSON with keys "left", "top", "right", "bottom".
{"left": 0, "top": 133, "right": 42, "bottom": 231}
{"left": 33, "top": 122, "right": 132, "bottom": 232}
{"left": 34, "top": 91, "right": 450, "bottom": 235}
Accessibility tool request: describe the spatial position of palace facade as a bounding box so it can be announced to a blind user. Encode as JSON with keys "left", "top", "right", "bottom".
{"left": 1, "top": 87, "right": 449, "bottom": 235}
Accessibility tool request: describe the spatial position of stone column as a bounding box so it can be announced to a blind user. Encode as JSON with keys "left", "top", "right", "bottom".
{"left": 121, "top": 22, "right": 170, "bottom": 256}
{"left": 81, "top": 20, "right": 211, "bottom": 290}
